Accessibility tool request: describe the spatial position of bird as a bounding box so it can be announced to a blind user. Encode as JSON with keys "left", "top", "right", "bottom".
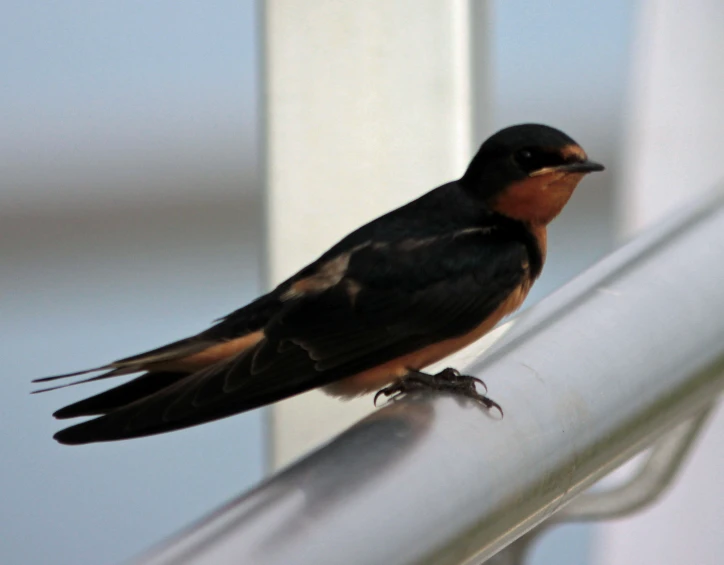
{"left": 33, "top": 123, "right": 604, "bottom": 445}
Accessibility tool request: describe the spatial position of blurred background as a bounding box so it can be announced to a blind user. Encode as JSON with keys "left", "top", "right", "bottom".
{"left": 2, "top": 2, "right": 720, "bottom": 564}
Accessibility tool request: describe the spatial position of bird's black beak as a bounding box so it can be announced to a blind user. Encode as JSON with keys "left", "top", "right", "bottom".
{"left": 529, "top": 159, "right": 605, "bottom": 177}
{"left": 556, "top": 160, "right": 605, "bottom": 174}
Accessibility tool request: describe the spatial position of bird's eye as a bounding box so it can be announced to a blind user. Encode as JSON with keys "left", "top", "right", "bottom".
{"left": 516, "top": 149, "right": 533, "bottom": 161}
{"left": 513, "top": 147, "right": 563, "bottom": 173}
{"left": 514, "top": 148, "right": 539, "bottom": 170}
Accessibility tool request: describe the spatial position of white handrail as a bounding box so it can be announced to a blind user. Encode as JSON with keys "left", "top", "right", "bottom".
{"left": 131, "top": 188, "right": 724, "bottom": 565}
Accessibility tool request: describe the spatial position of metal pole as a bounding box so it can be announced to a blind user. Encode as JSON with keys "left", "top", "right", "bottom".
{"left": 131, "top": 187, "right": 724, "bottom": 565}
{"left": 262, "top": 0, "right": 487, "bottom": 469}
{"left": 559, "top": 403, "right": 717, "bottom": 521}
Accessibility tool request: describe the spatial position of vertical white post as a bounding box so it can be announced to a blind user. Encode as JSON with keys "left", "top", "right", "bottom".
{"left": 262, "top": 0, "right": 487, "bottom": 469}
{"left": 616, "top": 1, "right": 724, "bottom": 238}
{"left": 599, "top": 2, "right": 724, "bottom": 564}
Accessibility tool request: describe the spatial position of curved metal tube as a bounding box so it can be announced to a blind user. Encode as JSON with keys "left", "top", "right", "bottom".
{"left": 559, "top": 403, "right": 716, "bottom": 521}
{"left": 132, "top": 188, "right": 724, "bottom": 565}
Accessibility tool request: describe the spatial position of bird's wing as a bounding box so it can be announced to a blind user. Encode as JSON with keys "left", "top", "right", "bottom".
{"left": 52, "top": 227, "right": 529, "bottom": 444}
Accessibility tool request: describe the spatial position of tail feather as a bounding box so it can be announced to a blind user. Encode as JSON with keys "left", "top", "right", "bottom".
{"left": 32, "top": 367, "right": 139, "bottom": 394}
{"left": 32, "top": 336, "right": 212, "bottom": 391}
{"left": 50, "top": 342, "right": 330, "bottom": 445}
{"left": 53, "top": 406, "right": 228, "bottom": 445}
{"left": 111, "top": 337, "right": 211, "bottom": 366}
{"left": 32, "top": 366, "right": 112, "bottom": 384}
{"left": 53, "top": 371, "right": 188, "bottom": 419}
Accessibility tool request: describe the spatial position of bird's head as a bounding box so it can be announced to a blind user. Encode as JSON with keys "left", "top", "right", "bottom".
{"left": 460, "top": 124, "right": 604, "bottom": 225}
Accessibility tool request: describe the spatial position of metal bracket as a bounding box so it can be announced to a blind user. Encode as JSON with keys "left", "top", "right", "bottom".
{"left": 485, "top": 402, "right": 717, "bottom": 564}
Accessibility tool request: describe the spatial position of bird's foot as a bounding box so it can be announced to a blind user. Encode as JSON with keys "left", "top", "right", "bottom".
{"left": 374, "top": 368, "right": 503, "bottom": 416}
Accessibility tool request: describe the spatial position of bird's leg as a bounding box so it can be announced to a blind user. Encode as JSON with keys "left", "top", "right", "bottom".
{"left": 374, "top": 368, "right": 503, "bottom": 416}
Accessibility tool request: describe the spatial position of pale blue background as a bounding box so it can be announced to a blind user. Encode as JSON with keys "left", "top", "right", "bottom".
{"left": 0, "top": 2, "right": 635, "bottom": 563}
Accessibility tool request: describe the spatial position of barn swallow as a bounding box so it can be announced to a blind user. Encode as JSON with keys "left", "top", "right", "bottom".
{"left": 33, "top": 123, "right": 603, "bottom": 444}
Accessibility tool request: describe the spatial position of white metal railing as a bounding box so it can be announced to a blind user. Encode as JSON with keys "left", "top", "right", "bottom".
{"left": 129, "top": 188, "right": 724, "bottom": 565}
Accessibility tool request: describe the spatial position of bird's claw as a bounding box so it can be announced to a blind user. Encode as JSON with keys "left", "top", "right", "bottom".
{"left": 373, "top": 367, "right": 502, "bottom": 417}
